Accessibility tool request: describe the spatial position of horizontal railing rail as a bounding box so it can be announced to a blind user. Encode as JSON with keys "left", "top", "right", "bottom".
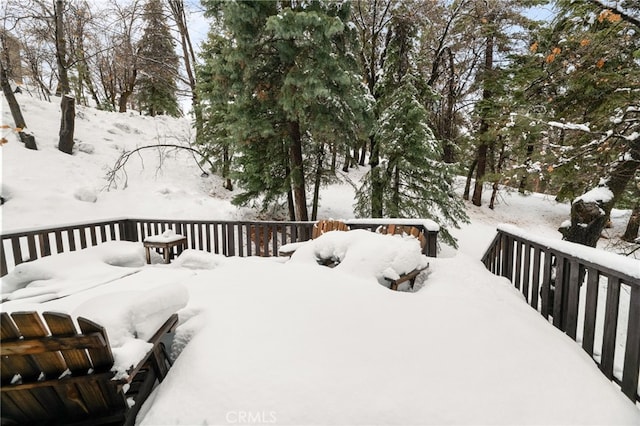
{"left": 1, "top": 218, "right": 129, "bottom": 277}
{"left": 1, "top": 218, "right": 439, "bottom": 276}
{"left": 482, "top": 225, "right": 640, "bottom": 403}
{"left": 123, "top": 219, "right": 316, "bottom": 258}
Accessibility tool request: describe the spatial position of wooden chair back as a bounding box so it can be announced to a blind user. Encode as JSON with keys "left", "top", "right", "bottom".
{"left": 378, "top": 224, "right": 427, "bottom": 250}
{"left": 312, "top": 220, "right": 349, "bottom": 239}
{"left": 1, "top": 311, "right": 177, "bottom": 425}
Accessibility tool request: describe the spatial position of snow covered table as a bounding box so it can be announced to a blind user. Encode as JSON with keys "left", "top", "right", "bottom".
{"left": 144, "top": 231, "right": 188, "bottom": 264}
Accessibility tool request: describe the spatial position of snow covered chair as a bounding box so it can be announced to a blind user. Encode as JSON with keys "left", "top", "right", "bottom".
{"left": 311, "top": 219, "right": 350, "bottom": 239}
{"left": 0, "top": 311, "right": 178, "bottom": 425}
{"left": 377, "top": 224, "right": 427, "bottom": 251}
{"left": 279, "top": 219, "right": 350, "bottom": 257}
{"left": 377, "top": 225, "right": 429, "bottom": 290}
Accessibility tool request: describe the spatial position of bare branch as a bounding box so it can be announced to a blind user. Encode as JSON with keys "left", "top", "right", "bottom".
{"left": 104, "top": 143, "right": 215, "bottom": 191}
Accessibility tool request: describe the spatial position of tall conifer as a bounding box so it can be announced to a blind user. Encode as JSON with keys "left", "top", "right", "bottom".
{"left": 198, "top": 0, "right": 371, "bottom": 220}
{"left": 137, "top": 0, "right": 180, "bottom": 117}
{"left": 355, "top": 13, "right": 468, "bottom": 247}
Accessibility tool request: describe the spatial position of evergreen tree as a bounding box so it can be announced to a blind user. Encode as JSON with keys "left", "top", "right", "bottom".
{"left": 137, "top": 0, "right": 180, "bottom": 117}
{"left": 198, "top": 0, "right": 371, "bottom": 220}
{"left": 466, "top": 0, "right": 545, "bottom": 207}
{"left": 512, "top": 1, "right": 640, "bottom": 246}
{"left": 355, "top": 13, "right": 468, "bottom": 247}
{"left": 195, "top": 30, "right": 235, "bottom": 190}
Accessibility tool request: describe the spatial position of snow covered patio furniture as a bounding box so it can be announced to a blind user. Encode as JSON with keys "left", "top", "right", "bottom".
{"left": 378, "top": 224, "right": 427, "bottom": 251}
{"left": 377, "top": 224, "right": 429, "bottom": 290}
{"left": 288, "top": 229, "right": 430, "bottom": 290}
{"left": 143, "top": 230, "right": 187, "bottom": 264}
{"left": 312, "top": 219, "right": 350, "bottom": 238}
{"left": 278, "top": 219, "right": 350, "bottom": 258}
{"left": 0, "top": 310, "right": 178, "bottom": 425}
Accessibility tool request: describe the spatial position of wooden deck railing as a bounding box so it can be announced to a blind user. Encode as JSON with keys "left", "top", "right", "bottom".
{"left": 0, "top": 218, "right": 128, "bottom": 277}
{"left": 1, "top": 218, "right": 439, "bottom": 276}
{"left": 481, "top": 226, "right": 640, "bottom": 403}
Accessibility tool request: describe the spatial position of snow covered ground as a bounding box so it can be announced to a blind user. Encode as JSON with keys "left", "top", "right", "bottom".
{"left": 2, "top": 92, "right": 639, "bottom": 424}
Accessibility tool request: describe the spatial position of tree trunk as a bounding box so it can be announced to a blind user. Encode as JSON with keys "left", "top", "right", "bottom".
{"left": 222, "top": 145, "right": 233, "bottom": 191}
{"left": 54, "top": 0, "right": 70, "bottom": 96}
{"left": 119, "top": 91, "right": 131, "bottom": 113}
{"left": 169, "top": 0, "right": 202, "bottom": 141}
{"left": 442, "top": 48, "right": 456, "bottom": 164}
{"left": 1, "top": 62, "right": 26, "bottom": 130}
{"left": 288, "top": 120, "right": 308, "bottom": 221}
{"left": 622, "top": 205, "right": 640, "bottom": 243}
{"left": 472, "top": 143, "right": 488, "bottom": 206}
{"left": 311, "top": 145, "right": 325, "bottom": 221}
{"left": 58, "top": 95, "right": 75, "bottom": 154}
{"left": 284, "top": 164, "right": 295, "bottom": 221}
{"left": 330, "top": 143, "right": 337, "bottom": 172}
{"left": 1, "top": 61, "right": 37, "bottom": 150}
{"left": 370, "top": 134, "right": 383, "bottom": 218}
{"left": 560, "top": 155, "right": 640, "bottom": 246}
{"left": 342, "top": 147, "right": 350, "bottom": 173}
{"left": 358, "top": 140, "right": 367, "bottom": 166}
{"left": 471, "top": 18, "right": 495, "bottom": 207}
{"left": 519, "top": 143, "right": 534, "bottom": 194}
{"left": 463, "top": 158, "right": 477, "bottom": 201}
{"left": 489, "top": 140, "right": 506, "bottom": 209}
{"left": 391, "top": 165, "right": 400, "bottom": 217}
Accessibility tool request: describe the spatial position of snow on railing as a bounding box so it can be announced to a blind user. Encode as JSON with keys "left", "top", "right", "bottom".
{"left": 1, "top": 218, "right": 439, "bottom": 276}
{"left": 482, "top": 224, "right": 639, "bottom": 403}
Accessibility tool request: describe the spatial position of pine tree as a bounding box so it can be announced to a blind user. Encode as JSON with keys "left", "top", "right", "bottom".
{"left": 198, "top": 0, "right": 371, "bottom": 220}
{"left": 195, "top": 31, "right": 234, "bottom": 190}
{"left": 136, "top": 0, "right": 180, "bottom": 117}
{"left": 355, "top": 14, "right": 468, "bottom": 247}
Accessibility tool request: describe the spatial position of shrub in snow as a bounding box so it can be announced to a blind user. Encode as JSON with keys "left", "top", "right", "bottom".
{"left": 74, "top": 187, "right": 98, "bottom": 203}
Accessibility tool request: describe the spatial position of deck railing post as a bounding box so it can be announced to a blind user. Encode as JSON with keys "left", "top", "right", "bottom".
{"left": 426, "top": 231, "right": 438, "bottom": 257}
{"left": 622, "top": 285, "right": 640, "bottom": 401}
{"left": 120, "top": 219, "right": 139, "bottom": 242}
{"left": 500, "top": 234, "right": 510, "bottom": 280}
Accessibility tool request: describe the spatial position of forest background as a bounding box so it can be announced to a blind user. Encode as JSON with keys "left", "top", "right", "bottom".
{"left": 1, "top": 0, "right": 638, "bottom": 251}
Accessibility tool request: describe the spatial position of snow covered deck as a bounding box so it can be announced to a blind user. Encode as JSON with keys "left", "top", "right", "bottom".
{"left": 1, "top": 232, "right": 639, "bottom": 424}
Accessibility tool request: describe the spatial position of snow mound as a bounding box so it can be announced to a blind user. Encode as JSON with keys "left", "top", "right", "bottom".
{"left": 76, "top": 142, "right": 95, "bottom": 154}
{"left": 288, "top": 229, "right": 429, "bottom": 288}
{"left": 172, "top": 249, "right": 229, "bottom": 270}
{"left": 73, "top": 187, "right": 98, "bottom": 203}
